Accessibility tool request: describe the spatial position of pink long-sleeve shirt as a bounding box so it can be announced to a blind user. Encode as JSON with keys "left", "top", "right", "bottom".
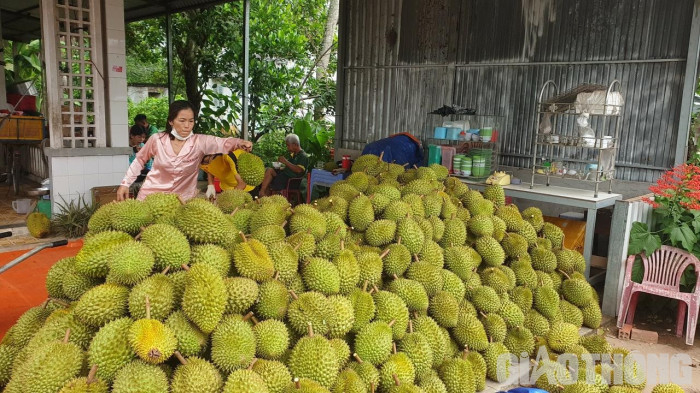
{"left": 121, "top": 133, "right": 245, "bottom": 201}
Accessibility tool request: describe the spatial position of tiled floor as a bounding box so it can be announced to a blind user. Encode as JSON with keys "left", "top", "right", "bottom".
{"left": 0, "top": 182, "right": 43, "bottom": 229}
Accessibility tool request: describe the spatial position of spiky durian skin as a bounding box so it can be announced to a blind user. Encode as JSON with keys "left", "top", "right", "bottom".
{"left": 45, "top": 257, "right": 74, "bottom": 299}
{"left": 128, "top": 319, "right": 177, "bottom": 364}
{"left": 175, "top": 198, "right": 237, "bottom": 245}
{"left": 87, "top": 317, "right": 135, "bottom": 382}
{"left": 110, "top": 199, "right": 153, "bottom": 235}
{"left": 74, "top": 283, "right": 130, "bottom": 327}
{"left": 140, "top": 223, "right": 191, "bottom": 271}
{"left": 211, "top": 316, "right": 257, "bottom": 373}
{"left": 9, "top": 340, "right": 85, "bottom": 393}
{"left": 182, "top": 263, "right": 227, "bottom": 334}
{"left": 170, "top": 357, "right": 224, "bottom": 393}
{"left": 74, "top": 231, "right": 133, "bottom": 278}
{"left": 129, "top": 273, "right": 174, "bottom": 321}
{"left": 254, "top": 319, "right": 290, "bottom": 360}
{"left": 288, "top": 335, "right": 340, "bottom": 388}
{"left": 106, "top": 240, "right": 155, "bottom": 286}
{"left": 58, "top": 376, "right": 109, "bottom": 393}
{"left": 111, "top": 360, "right": 169, "bottom": 393}
{"left": 165, "top": 310, "right": 208, "bottom": 357}
{"left": 354, "top": 321, "right": 394, "bottom": 366}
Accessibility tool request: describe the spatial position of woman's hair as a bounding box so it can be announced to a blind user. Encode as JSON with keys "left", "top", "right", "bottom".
{"left": 129, "top": 124, "right": 146, "bottom": 137}
{"left": 163, "top": 100, "right": 196, "bottom": 139}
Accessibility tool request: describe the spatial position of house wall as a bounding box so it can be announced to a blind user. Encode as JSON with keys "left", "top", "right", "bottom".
{"left": 336, "top": 0, "right": 698, "bottom": 184}
{"left": 127, "top": 86, "right": 168, "bottom": 104}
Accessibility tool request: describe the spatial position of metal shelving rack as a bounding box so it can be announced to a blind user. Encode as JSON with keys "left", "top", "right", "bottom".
{"left": 426, "top": 114, "right": 503, "bottom": 180}
{"left": 530, "top": 80, "right": 623, "bottom": 197}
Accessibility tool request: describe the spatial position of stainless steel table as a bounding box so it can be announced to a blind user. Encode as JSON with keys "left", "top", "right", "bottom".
{"left": 459, "top": 179, "right": 622, "bottom": 281}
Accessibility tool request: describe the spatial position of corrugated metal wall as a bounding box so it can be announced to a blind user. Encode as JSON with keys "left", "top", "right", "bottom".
{"left": 337, "top": 0, "right": 694, "bottom": 182}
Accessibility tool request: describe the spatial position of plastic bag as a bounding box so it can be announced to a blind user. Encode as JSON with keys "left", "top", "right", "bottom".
{"left": 538, "top": 113, "right": 552, "bottom": 134}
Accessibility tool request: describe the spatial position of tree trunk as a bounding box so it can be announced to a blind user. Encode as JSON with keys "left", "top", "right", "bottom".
{"left": 313, "top": 0, "right": 339, "bottom": 120}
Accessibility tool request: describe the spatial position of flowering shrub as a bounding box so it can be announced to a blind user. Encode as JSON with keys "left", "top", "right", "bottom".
{"left": 628, "top": 163, "right": 700, "bottom": 291}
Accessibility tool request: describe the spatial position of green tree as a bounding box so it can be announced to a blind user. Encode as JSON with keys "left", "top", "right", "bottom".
{"left": 125, "top": 0, "right": 337, "bottom": 145}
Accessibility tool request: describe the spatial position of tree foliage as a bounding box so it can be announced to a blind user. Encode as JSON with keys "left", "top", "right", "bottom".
{"left": 125, "top": 0, "right": 337, "bottom": 150}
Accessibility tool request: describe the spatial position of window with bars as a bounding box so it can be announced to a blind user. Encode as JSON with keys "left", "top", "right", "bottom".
{"left": 54, "top": 0, "right": 102, "bottom": 148}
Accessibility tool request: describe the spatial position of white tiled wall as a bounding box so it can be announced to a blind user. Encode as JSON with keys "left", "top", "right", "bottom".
{"left": 50, "top": 154, "right": 129, "bottom": 213}
{"left": 104, "top": 0, "right": 128, "bottom": 148}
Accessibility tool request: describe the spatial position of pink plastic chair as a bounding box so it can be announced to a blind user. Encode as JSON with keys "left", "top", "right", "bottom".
{"left": 617, "top": 245, "right": 700, "bottom": 345}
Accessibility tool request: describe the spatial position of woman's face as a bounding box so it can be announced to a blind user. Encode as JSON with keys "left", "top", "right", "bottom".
{"left": 169, "top": 108, "right": 195, "bottom": 137}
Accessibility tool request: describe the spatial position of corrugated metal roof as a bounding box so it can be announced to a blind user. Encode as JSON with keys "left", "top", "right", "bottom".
{"left": 338, "top": 0, "right": 695, "bottom": 182}
{"left": 0, "top": 0, "right": 232, "bottom": 42}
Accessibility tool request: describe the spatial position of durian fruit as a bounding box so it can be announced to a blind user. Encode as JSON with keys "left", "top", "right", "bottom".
{"left": 354, "top": 320, "right": 395, "bottom": 366}
{"left": 452, "top": 310, "right": 489, "bottom": 352}
{"left": 27, "top": 212, "right": 51, "bottom": 238}
{"left": 349, "top": 285, "right": 376, "bottom": 333}
{"left": 396, "top": 217, "right": 425, "bottom": 255}
{"left": 58, "top": 365, "right": 109, "bottom": 393}
{"left": 225, "top": 277, "right": 259, "bottom": 314}
{"left": 483, "top": 185, "right": 505, "bottom": 207}
{"left": 256, "top": 279, "right": 290, "bottom": 320}
{"left": 651, "top": 383, "right": 685, "bottom": 393}
{"left": 211, "top": 314, "right": 257, "bottom": 373}
{"left": 74, "top": 283, "right": 130, "bottom": 327}
{"left": 547, "top": 322, "right": 580, "bottom": 353}
{"left": 233, "top": 235, "right": 275, "bottom": 282}
{"left": 332, "top": 368, "right": 366, "bottom": 393}
{"left": 250, "top": 203, "right": 289, "bottom": 232}
{"left": 365, "top": 219, "right": 397, "bottom": 247}
{"left": 290, "top": 204, "right": 328, "bottom": 240}
{"left": 170, "top": 353, "right": 223, "bottom": 393}
{"left": 326, "top": 295, "right": 355, "bottom": 339}
{"left": 428, "top": 291, "right": 459, "bottom": 328}
{"left": 9, "top": 330, "right": 85, "bottom": 393}
{"left": 480, "top": 313, "right": 507, "bottom": 343}
{"left": 87, "top": 317, "right": 135, "bottom": 382}
{"left": 165, "top": 310, "right": 208, "bottom": 357}
{"left": 406, "top": 260, "right": 443, "bottom": 297}
{"left": 253, "top": 319, "right": 290, "bottom": 360}
{"left": 128, "top": 297, "right": 177, "bottom": 364}
{"left": 503, "top": 326, "right": 535, "bottom": 357}
{"left": 237, "top": 152, "right": 266, "bottom": 186}
{"left": 182, "top": 263, "right": 227, "bottom": 334}
{"left": 144, "top": 192, "right": 182, "bottom": 223}
{"left": 389, "top": 277, "right": 429, "bottom": 313}
{"left": 559, "top": 300, "right": 584, "bottom": 328}
{"left": 175, "top": 198, "right": 237, "bottom": 246}
{"left": 287, "top": 291, "right": 333, "bottom": 337}
{"left": 129, "top": 272, "right": 175, "bottom": 321}
{"left": 561, "top": 276, "right": 593, "bottom": 307}
{"left": 533, "top": 286, "right": 560, "bottom": 320}
{"left": 524, "top": 309, "right": 550, "bottom": 337}
{"left": 111, "top": 360, "right": 169, "bottom": 393}
{"left": 190, "top": 244, "right": 231, "bottom": 277}
{"left": 288, "top": 323, "right": 340, "bottom": 388}
{"left": 0, "top": 344, "right": 21, "bottom": 387}
{"left": 522, "top": 207, "right": 544, "bottom": 232}
{"left": 252, "top": 359, "right": 292, "bottom": 393}
{"left": 475, "top": 236, "right": 505, "bottom": 267}
{"left": 218, "top": 189, "right": 254, "bottom": 214}
{"left": 74, "top": 231, "right": 133, "bottom": 278}
{"left": 140, "top": 223, "right": 191, "bottom": 271}
{"left": 379, "top": 352, "right": 416, "bottom": 391}
{"left": 303, "top": 257, "right": 341, "bottom": 296}
{"left": 0, "top": 306, "right": 52, "bottom": 348}
{"left": 110, "top": 199, "right": 153, "bottom": 235}
{"left": 87, "top": 202, "right": 116, "bottom": 234}
{"left": 483, "top": 342, "right": 511, "bottom": 382}
{"left": 269, "top": 242, "right": 300, "bottom": 284}
{"left": 45, "top": 257, "right": 75, "bottom": 299}
{"left": 106, "top": 240, "right": 155, "bottom": 286}
{"left": 581, "top": 300, "right": 603, "bottom": 329}
{"left": 542, "top": 222, "right": 565, "bottom": 249}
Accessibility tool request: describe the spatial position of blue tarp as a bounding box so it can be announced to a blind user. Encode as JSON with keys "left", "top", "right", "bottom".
{"left": 361, "top": 133, "right": 424, "bottom": 167}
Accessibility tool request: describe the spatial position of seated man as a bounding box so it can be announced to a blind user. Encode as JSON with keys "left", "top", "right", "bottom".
{"left": 259, "top": 134, "right": 309, "bottom": 197}
{"left": 134, "top": 113, "right": 159, "bottom": 138}
{"left": 200, "top": 149, "right": 255, "bottom": 199}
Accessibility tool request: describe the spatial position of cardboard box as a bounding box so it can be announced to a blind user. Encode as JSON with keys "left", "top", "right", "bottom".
{"left": 91, "top": 186, "right": 125, "bottom": 206}
{"left": 543, "top": 216, "right": 586, "bottom": 253}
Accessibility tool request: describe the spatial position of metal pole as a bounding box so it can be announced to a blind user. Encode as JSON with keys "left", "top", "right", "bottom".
{"left": 166, "top": 11, "right": 174, "bottom": 104}
{"left": 676, "top": 0, "right": 700, "bottom": 166}
{"left": 242, "top": 0, "right": 250, "bottom": 140}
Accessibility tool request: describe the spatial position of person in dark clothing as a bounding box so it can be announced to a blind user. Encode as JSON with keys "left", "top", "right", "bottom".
{"left": 259, "top": 134, "right": 309, "bottom": 196}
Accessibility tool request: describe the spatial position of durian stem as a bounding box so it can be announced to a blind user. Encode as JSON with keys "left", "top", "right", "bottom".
{"left": 368, "top": 287, "right": 375, "bottom": 295}
{"left": 289, "top": 290, "right": 299, "bottom": 300}
{"left": 335, "top": 227, "right": 342, "bottom": 235}
{"left": 293, "top": 242, "right": 302, "bottom": 251}
{"left": 145, "top": 296, "right": 151, "bottom": 320}
{"left": 408, "top": 320, "right": 413, "bottom": 333}
{"left": 63, "top": 328, "right": 71, "bottom": 343}
{"left": 307, "top": 322, "right": 314, "bottom": 337}
{"left": 413, "top": 311, "right": 419, "bottom": 319}
{"left": 48, "top": 298, "right": 69, "bottom": 307}
{"left": 397, "top": 236, "right": 402, "bottom": 244}
{"left": 294, "top": 378, "right": 301, "bottom": 389}
{"left": 372, "top": 284, "right": 380, "bottom": 293}
{"left": 181, "top": 264, "right": 190, "bottom": 271}
{"left": 251, "top": 316, "right": 260, "bottom": 325}
{"left": 174, "top": 351, "right": 188, "bottom": 365}
{"left": 413, "top": 254, "right": 420, "bottom": 263}
{"left": 274, "top": 271, "right": 280, "bottom": 280}
{"left": 340, "top": 240, "right": 345, "bottom": 250}
{"left": 380, "top": 249, "right": 390, "bottom": 259}
{"left": 479, "top": 311, "right": 487, "bottom": 319}
{"left": 462, "top": 347, "right": 469, "bottom": 360}
{"left": 353, "top": 353, "right": 363, "bottom": 363}
{"left": 558, "top": 269, "right": 571, "bottom": 280}
{"left": 248, "top": 358, "right": 258, "bottom": 370}
{"left": 392, "top": 342, "right": 397, "bottom": 354}
{"left": 379, "top": 151, "right": 385, "bottom": 161}
{"left": 392, "top": 274, "right": 399, "bottom": 280}
{"left": 362, "top": 280, "right": 369, "bottom": 292}
{"left": 388, "top": 319, "right": 396, "bottom": 327}
{"left": 243, "top": 311, "right": 254, "bottom": 321}
{"left": 87, "top": 365, "right": 98, "bottom": 384}
{"left": 392, "top": 374, "right": 400, "bottom": 386}
{"left": 161, "top": 266, "right": 171, "bottom": 275}
{"left": 282, "top": 221, "right": 288, "bottom": 228}
{"left": 231, "top": 207, "right": 240, "bottom": 215}
{"left": 370, "top": 382, "right": 376, "bottom": 393}
{"left": 177, "top": 195, "right": 185, "bottom": 205}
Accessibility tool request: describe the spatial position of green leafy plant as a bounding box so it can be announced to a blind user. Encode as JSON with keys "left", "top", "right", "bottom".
{"left": 51, "top": 195, "right": 98, "bottom": 239}
{"left": 293, "top": 114, "right": 334, "bottom": 170}
{"left": 628, "top": 163, "right": 700, "bottom": 292}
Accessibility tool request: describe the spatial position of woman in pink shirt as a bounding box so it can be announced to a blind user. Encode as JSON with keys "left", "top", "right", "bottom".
{"left": 117, "top": 100, "right": 252, "bottom": 201}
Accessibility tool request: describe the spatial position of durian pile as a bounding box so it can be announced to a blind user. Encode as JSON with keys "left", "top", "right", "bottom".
{"left": 0, "top": 155, "right": 681, "bottom": 393}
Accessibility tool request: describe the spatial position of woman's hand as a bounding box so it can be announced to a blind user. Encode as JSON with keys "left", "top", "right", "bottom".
{"left": 116, "top": 185, "right": 130, "bottom": 201}
{"left": 239, "top": 140, "right": 253, "bottom": 152}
